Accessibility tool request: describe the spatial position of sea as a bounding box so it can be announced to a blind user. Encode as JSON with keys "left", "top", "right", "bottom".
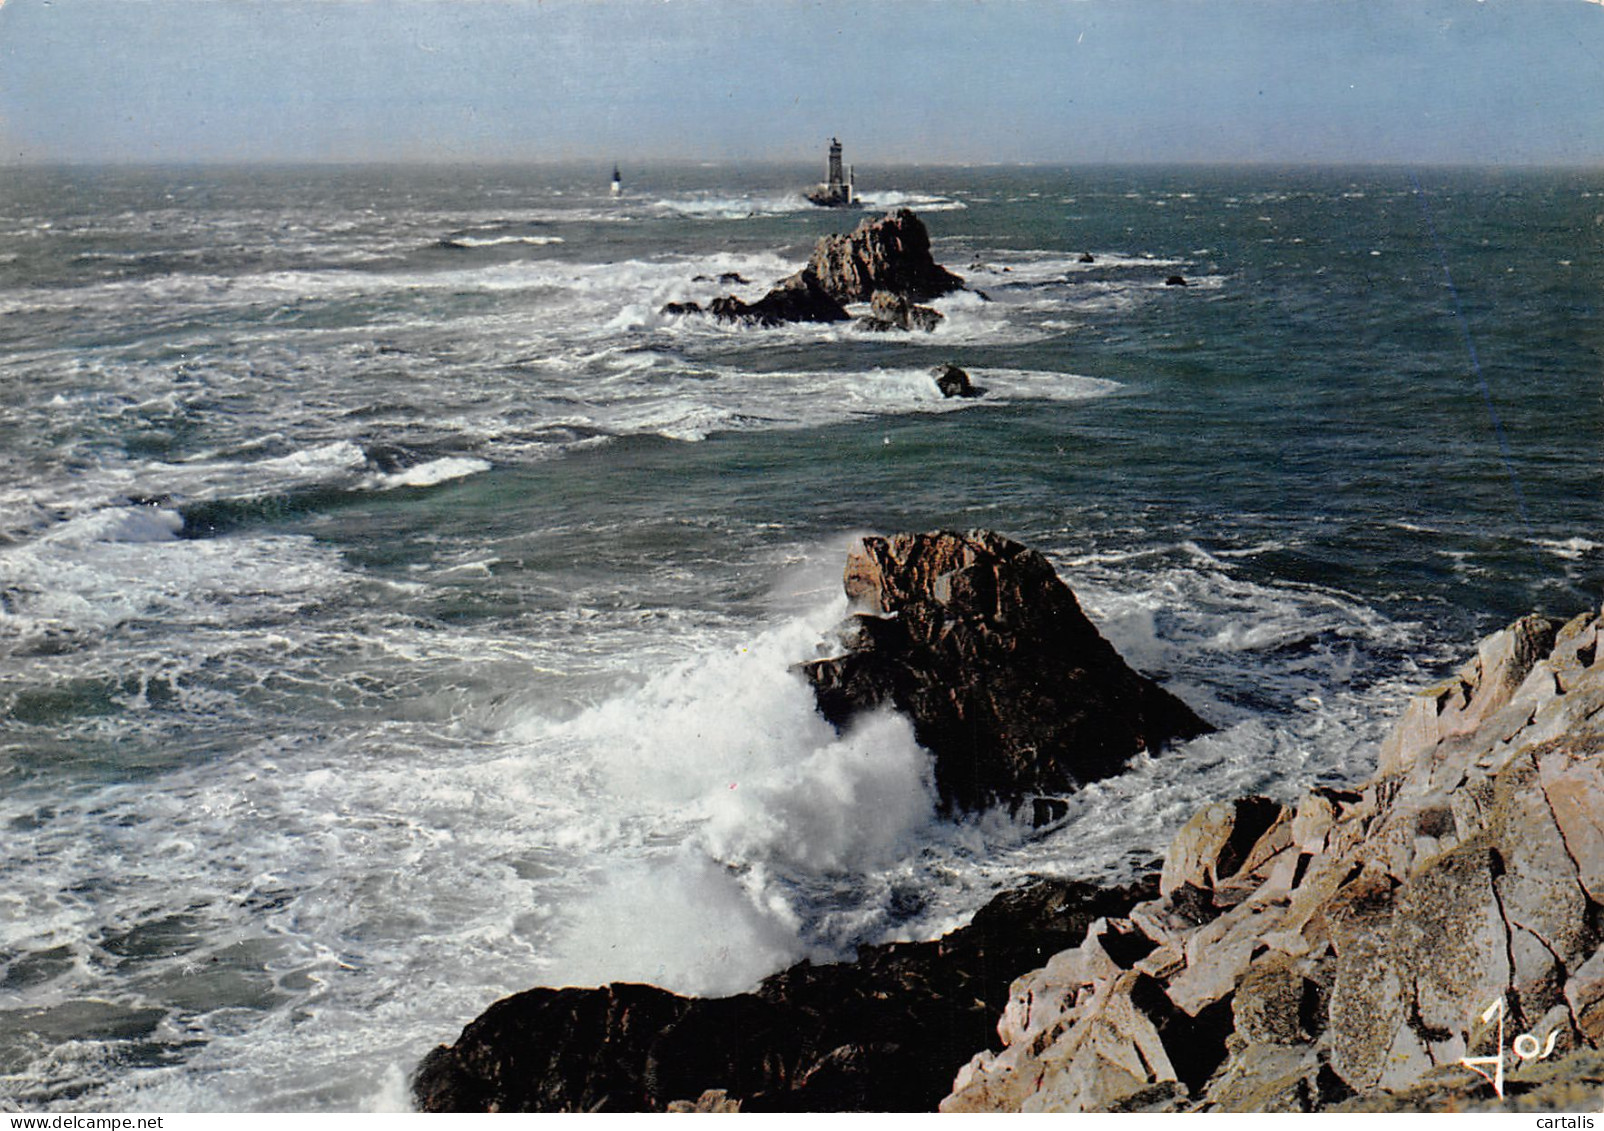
{"left": 0, "top": 162, "right": 1599, "bottom": 1111}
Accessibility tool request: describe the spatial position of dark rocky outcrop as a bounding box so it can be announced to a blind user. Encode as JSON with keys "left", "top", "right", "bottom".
{"left": 801, "top": 531, "right": 1213, "bottom": 815}
{"left": 661, "top": 209, "right": 964, "bottom": 327}
{"left": 930, "top": 362, "right": 980, "bottom": 398}
{"left": 412, "top": 876, "right": 1157, "bottom": 1113}
{"left": 1165, "top": 274, "right": 1189, "bottom": 287}
{"left": 807, "top": 208, "right": 964, "bottom": 303}
{"left": 943, "top": 609, "right": 1604, "bottom": 1113}
{"left": 856, "top": 290, "right": 943, "bottom": 333}
{"left": 705, "top": 270, "right": 850, "bottom": 327}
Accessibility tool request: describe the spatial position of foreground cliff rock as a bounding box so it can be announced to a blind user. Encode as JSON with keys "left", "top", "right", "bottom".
{"left": 802, "top": 531, "right": 1213, "bottom": 814}
{"left": 412, "top": 877, "right": 1154, "bottom": 1112}
{"left": 665, "top": 209, "right": 964, "bottom": 328}
{"left": 942, "top": 608, "right": 1604, "bottom": 1112}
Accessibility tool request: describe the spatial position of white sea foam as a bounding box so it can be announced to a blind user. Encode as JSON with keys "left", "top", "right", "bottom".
{"left": 581, "top": 364, "right": 1117, "bottom": 444}
{"left": 443, "top": 234, "right": 565, "bottom": 248}
{"left": 1535, "top": 536, "right": 1602, "bottom": 561}
{"left": 55, "top": 505, "right": 185, "bottom": 545}
{"left": 0, "top": 505, "right": 350, "bottom": 651}
{"left": 537, "top": 851, "right": 811, "bottom": 995}
{"left": 5, "top": 233, "right": 1150, "bottom": 513}
{"left": 702, "top": 710, "right": 936, "bottom": 875}
{"left": 252, "top": 439, "right": 369, "bottom": 479}
{"left": 855, "top": 190, "right": 965, "bottom": 213}
{"left": 7, "top": 439, "right": 380, "bottom": 527}
{"left": 650, "top": 192, "right": 814, "bottom": 219}
{"left": 361, "top": 455, "right": 492, "bottom": 491}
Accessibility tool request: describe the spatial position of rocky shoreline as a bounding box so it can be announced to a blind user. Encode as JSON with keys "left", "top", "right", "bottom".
{"left": 944, "top": 605, "right": 1604, "bottom": 1112}
{"left": 413, "top": 531, "right": 1604, "bottom": 1113}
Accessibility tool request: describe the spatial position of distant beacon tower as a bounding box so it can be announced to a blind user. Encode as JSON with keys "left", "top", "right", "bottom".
{"left": 806, "top": 137, "right": 858, "bottom": 208}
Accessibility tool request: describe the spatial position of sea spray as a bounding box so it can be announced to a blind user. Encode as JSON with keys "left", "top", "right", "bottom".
{"left": 515, "top": 590, "right": 944, "bottom": 995}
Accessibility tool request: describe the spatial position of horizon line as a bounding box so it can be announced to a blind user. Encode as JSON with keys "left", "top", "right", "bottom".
{"left": 5, "top": 156, "right": 1603, "bottom": 172}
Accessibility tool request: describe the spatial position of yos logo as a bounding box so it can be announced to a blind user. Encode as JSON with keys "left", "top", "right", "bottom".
{"left": 1458, "top": 996, "right": 1559, "bottom": 1098}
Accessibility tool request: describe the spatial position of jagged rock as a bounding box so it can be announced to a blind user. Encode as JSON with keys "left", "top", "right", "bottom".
{"left": 1160, "top": 796, "right": 1288, "bottom": 897}
{"left": 707, "top": 270, "right": 849, "bottom": 327}
{"left": 1376, "top": 613, "right": 1561, "bottom": 779}
{"left": 667, "top": 1090, "right": 742, "bottom": 1112}
{"left": 941, "top": 608, "right": 1604, "bottom": 1113}
{"left": 801, "top": 531, "right": 1213, "bottom": 814}
{"left": 807, "top": 208, "right": 964, "bottom": 302}
{"left": 930, "top": 362, "right": 980, "bottom": 399}
{"left": 661, "top": 301, "right": 703, "bottom": 317}
{"left": 682, "top": 210, "right": 962, "bottom": 329}
{"left": 412, "top": 876, "right": 1155, "bottom": 1113}
{"left": 856, "top": 290, "right": 943, "bottom": 333}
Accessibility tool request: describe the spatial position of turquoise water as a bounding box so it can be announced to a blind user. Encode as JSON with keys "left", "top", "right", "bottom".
{"left": 0, "top": 163, "right": 1598, "bottom": 1109}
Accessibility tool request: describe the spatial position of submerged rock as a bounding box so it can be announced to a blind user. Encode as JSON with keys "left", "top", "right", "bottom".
{"left": 942, "top": 608, "right": 1604, "bottom": 1113}
{"left": 411, "top": 876, "right": 1156, "bottom": 1113}
{"left": 801, "top": 531, "right": 1213, "bottom": 815}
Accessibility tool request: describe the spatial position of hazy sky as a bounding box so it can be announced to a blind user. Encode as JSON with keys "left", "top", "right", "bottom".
{"left": 2, "top": 0, "right": 1601, "bottom": 166}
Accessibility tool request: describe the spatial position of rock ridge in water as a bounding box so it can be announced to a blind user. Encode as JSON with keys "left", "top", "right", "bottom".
{"left": 941, "top": 608, "right": 1604, "bottom": 1113}
{"left": 806, "top": 208, "right": 965, "bottom": 303}
{"left": 705, "top": 269, "right": 850, "bottom": 326}
{"left": 664, "top": 209, "right": 964, "bottom": 327}
{"left": 410, "top": 876, "right": 1156, "bottom": 1112}
{"left": 801, "top": 530, "right": 1214, "bottom": 815}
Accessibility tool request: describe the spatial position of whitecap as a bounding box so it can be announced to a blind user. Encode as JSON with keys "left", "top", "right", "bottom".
{"left": 444, "top": 234, "right": 566, "bottom": 248}
{"left": 1535, "top": 536, "right": 1602, "bottom": 561}
{"left": 361, "top": 456, "right": 492, "bottom": 491}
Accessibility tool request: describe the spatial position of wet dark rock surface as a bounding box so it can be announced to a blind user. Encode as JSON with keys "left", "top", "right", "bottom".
{"left": 802, "top": 530, "right": 1214, "bottom": 815}
{"left": 412, "top": 876, "right": 1157, "bottom": 1112}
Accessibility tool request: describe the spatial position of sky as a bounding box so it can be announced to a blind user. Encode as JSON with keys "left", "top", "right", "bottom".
{"left": 0, "top": 0, "right": 1601, "bottom": 167}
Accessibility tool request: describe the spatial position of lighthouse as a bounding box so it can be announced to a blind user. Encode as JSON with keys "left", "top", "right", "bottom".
{"left": 806, "top": 137, "right": 858, "bottom": 208}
